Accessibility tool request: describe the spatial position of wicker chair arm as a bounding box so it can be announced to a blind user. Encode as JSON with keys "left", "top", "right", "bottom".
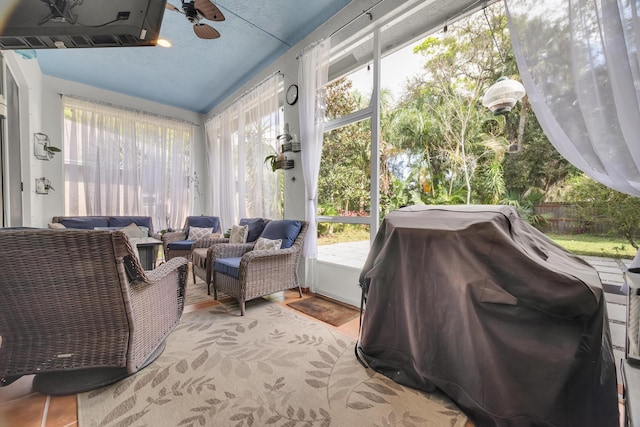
{"left": 208, "top": 242, "right": 255, "bottom": 261}
{"left": 240, "top": 248, "right": 297, "bottom": 272}
{"left": 241, "top": 247, "right": 297, "bottom": 263}
{"left": 126, "top": 259, "right": 188, "bottom": 371}
{"left": 193, "top": 235, "right": 229, "bottom": 249}
{"left": 161, "top": 231, "right": 187, "bottom": 245}
{"left": 145, "top": 257, "right": 189, "bottom": 282}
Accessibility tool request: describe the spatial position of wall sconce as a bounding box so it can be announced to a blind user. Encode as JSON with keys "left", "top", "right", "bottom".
{"left": 35, "top": 177, "right": 54, "bottom": 194}
{"left": 482, "top": 76, "right": 526, "bottom": 115}
{"left": 277, "top": 123, "right": 300, "bottom": 153}
{"left": 34, "top": 132, "right": 62, "bottom": 160}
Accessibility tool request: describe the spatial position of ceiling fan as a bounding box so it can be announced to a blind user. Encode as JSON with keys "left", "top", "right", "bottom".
{"left": 166, "top": 0, "right": 225, "bottom": 39}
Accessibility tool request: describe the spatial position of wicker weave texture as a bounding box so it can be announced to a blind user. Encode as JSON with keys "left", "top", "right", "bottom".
{"left": 162, "top": 216, "right": 222, "bottom": 261}
{"left": 0, "top": 229, "right": 188, "bottom": 381}
{"left": 212, "top": 222, "right": 308, "bottom": 315}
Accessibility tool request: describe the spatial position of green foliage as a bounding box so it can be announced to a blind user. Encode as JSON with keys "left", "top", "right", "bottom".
{"left": 501, "top": 191, "right": 549, "bottom": 228}
{"left": 502, "top": 110, "right": 578, "bottom": 197}
{"left": 319, "top": 2, "right": 575, "bottom": 224}
{"left": 319, "top": 79, "right": 375, "bottom": 215}
{"left": 383, "top": 2, "right": 522, "bottom": 207}
{"left": 564, "top": 175, "right": 640, "bottom": 249}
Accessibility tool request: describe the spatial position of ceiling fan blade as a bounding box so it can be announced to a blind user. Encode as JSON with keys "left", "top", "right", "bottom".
{"left": 165, "top": 3, "right": 181, "bottom": 13}
{"left": 193, "top": 23, "right": 220, "bottom": 39}
{"left": 194, "top": 0, "right": 225, "bottom": 21}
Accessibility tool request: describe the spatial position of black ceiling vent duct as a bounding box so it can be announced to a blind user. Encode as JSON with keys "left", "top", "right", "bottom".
{"left": 0, "top": 0, "right": 167, "bottom": 49}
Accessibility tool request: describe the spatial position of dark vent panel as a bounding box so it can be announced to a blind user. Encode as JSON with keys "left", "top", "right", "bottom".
{"left": 0, "top": 0, "right": 167, "bottom": 49}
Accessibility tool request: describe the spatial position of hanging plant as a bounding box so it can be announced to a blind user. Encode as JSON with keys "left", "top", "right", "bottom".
{"left": 45, "top": 144, "right": 62, "bottom": 158}
{"left": 34, "top": 132, "right": 61, "bottom": 160}
{"left": 264, "top": 153, "right": 283, "bottom": 172}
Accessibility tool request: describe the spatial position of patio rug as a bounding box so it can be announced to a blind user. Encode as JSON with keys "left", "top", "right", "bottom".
{"left": 184, "top": 278, "right": 216, "bottom": 306}
{"left": 287, "top": 296, "right": 360, "bottom": 327}
{"left": 77, "top": 299, "right": 467, "bottom": 427}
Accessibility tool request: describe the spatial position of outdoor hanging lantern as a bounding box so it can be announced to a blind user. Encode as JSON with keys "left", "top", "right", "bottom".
{"left": 482, "top": 76, "right": 526, "bottom": 115}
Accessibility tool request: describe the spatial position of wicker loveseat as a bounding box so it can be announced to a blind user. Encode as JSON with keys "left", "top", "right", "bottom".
{"left": 0, "top": 228, "right": 188, "bottom": 395}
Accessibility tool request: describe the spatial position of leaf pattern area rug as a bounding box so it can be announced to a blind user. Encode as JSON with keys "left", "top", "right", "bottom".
{"left": 78, "top": 299, "right": 467, "bottom": 427}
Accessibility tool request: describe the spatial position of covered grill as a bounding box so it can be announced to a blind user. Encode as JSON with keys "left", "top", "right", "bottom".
{"left": 358, "top": 205, "right": 618, "bottom": 427}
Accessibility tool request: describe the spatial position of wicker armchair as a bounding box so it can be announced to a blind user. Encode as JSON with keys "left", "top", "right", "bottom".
{"left": 161, "top": 215, "right": 221, "bottom": 261}
{"left": 208, "top": 220, "right": 308, "bottom": 316}
{"left": 0, "top": 229, "right": 189, "bottom": 395}
{"left": 192, "top": 217, "right": 270, "bottom": 286}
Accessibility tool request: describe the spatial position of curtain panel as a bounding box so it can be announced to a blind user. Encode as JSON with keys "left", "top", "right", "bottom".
{"left": 63, "top": 96, "right": 193, "bottom": 231}
{"left": 204, "top": 74, "right": 283, "bottom": 230}
{"left": 506, "top": 0, "right": 640, "bottom": 196}
{"left": 298, "top": 39, "right": 330, "bottom": 259}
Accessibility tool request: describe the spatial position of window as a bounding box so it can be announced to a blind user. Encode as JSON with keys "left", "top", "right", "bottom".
{"left": 63, "top": 96, "right": 193, "bottom": 231}
{"left": 205, "top": 74, "right": 284, "bottom": 228}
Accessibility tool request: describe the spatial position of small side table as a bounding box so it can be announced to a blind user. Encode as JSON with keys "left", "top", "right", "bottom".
{"left": 135, "top": 237, "right": 163, "bottom": 270}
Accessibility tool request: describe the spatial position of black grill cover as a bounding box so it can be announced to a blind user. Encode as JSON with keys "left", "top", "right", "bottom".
{"left": 358, "top": 205, "right": 618, "bottom": 427}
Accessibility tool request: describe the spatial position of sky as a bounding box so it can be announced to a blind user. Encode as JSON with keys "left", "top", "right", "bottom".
{"left": 348, "top": 40, "right": 426, "bottom": 102}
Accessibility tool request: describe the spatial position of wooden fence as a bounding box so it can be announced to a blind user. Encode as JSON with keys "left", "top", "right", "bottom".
{"left": 534, "top": 202, "right": 615, "bottom": 235}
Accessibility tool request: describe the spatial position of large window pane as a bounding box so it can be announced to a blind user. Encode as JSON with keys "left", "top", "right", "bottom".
{"left": 319, "top": 119, "right": 371, "bottom": 216}
{"left": 326, "top": 35, "right": 374, "bottom": 121}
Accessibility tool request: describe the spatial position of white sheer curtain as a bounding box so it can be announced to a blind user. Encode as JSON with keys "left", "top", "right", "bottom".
{"left": 505, "top": 0, "right": 640, "bottom": 196}
{"left": 63, "top": 96, "right": 193, "bottom": 231}
{"left": 298, "top": 39, "right": 330, "bottom": 258}
{"left": 205, "top": 74, "right": 283, "bottom": 230}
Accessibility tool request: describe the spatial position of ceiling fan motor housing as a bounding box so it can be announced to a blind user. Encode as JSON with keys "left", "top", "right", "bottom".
{"left": 182, "top": 1, "right": 200, "bottom": 23}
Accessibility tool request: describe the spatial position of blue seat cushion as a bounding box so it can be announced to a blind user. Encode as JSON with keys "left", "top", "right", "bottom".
{"left": 59, "top": 217, "right": 109, "bottom": 229}
{"left": 108, "top": 216, "right": 152, "bottom": 229}
{"left": 186, "top": 216, "right": 220, "bottom": 237}
{"left": 167, "top": 240, "right": 195, "bottom": 251}
{"left": 214, "top": 257, "right": 242, "bottom": 279}
{"left": 260, "top": 220, "right": 302, "bottom": 249}
{"left": 239, "top": 218, "right": 269, "bottom": 242}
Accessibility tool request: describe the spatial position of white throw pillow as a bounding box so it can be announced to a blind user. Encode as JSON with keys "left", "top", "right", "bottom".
{"left": 122, "top": 222, "right": 144, "bottom": 238}
{"left": 188, "top": 226, "right": 212, "bottom": 240}
{"left": 230, "top": 224, "right": 249, "bottom": 244}
{"left": 48, "top": 223, "right": 65, "bottom": 229}
{"left": 254, "top": 237, "right": 282, "bottom": 251}
{"left": 137, "top": 225, "right": 149, "bottom": 237}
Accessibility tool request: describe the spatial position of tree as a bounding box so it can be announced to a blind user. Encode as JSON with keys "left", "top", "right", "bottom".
{"left": 319, "top": 79, "right": 372, "bottom": 216}
{"left": 382, "top": 2, "right": 574, "bottom": 211}
{"left": 565, "top": 175, "right": 640, "bottom": 248}
{"left": 384, "top": 4, "right": 510, "bottom": 205}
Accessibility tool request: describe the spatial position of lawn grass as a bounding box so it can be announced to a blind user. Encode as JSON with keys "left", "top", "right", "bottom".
{"left": 318, "top": 227, "right": 637, "bottom": 260}
{"left": 545, "top": 233, "right": 636, "bottom": 259}
{"left": 318, "top": 224, "right": 370, "bottom": 246}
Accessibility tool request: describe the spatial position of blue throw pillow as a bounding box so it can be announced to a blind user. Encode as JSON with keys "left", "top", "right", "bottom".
{"left": 239, "top": 218, "right": 269, "bottom": 242}
{"left": 59, "top": 217, "right": 109, "bottom": 229}
{"left": 186, "top": 216, "right": 220, "bottom": 237}
{"left": 260, "top": 220, "right": 302, "bottom": 249}
{"left": 167, "top": 240, "right": 195, "bottom": 251}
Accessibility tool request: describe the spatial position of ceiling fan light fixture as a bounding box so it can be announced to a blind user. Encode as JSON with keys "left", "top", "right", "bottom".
{"left": 482, "top": 76, "right": 526, "bottom": 115}
{"left": 157, "top": 38, "right": 172, "bottom": 48}
{"left": 166, "top": 0, "right": 224, "bottom": 40}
